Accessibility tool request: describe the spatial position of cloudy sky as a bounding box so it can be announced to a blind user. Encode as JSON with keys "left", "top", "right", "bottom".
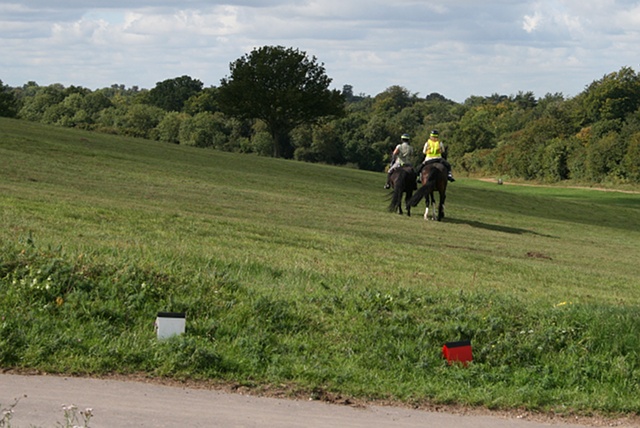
{"left": 1, "top": 0, "right": 639, "bottom": 102}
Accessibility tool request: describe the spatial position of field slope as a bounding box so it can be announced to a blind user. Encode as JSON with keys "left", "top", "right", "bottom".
{"left": 1, "top": 117, "right": 640, "bottom": 418}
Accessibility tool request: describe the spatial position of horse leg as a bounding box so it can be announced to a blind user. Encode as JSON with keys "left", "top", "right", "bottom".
{"left": 431, "top": 199, "right": 437, "bottom": 220}
{"left": 424, "top": 194, "right": 434, "bottom": 221}
{"left": 423, "top": 194, "right": 429, "bottom": 220}
{"left": 405, "top": 190, "right": 412, "bottom": 216}
{"left": 437, "top": 191, "right": 446, "bottom": 221}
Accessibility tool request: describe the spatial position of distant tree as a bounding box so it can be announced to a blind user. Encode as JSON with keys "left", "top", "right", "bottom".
{"left": 540, "top": 138, "right": 570, "bottom": 182}
{"left": 42, "top": 93, "right": 83, "bottom": 127}
{"left": 421, "top": 95, "right": 460, "bottom": 127}
{"left": 341, "top": 84, "right": 366, "bottom": 103}
{"left": 18, "top": 84, "right": 65, "bottom": 121}
{"left": 622, "top": 132, "right": 640, "bottom": 181}
{"left": 176, "top": 111, "right": 233, "bottom": 149}
{"left": 425, "top": 92, "right": 449, "bottom": 102}
{"left": 184, "top": 87, "right": 220, "bottom": 115}
{"left": 102, "top": 84, "right": 142, "bottom": 99}
{"left": 388, "top": 103, "right": 424, "bottom": 141}
{"left": 512, "top": 91, "right": 537, "bottom": 109}
{"left": 156, "top": 111, "right": 189, "bottom": 144}
{"left": 450, "top": 105, "right": 497, "bottom": 158}
{"left": 579, "top": 66, "right": 640, "bottom": 124}
{"left": 19, "top": 81, "right": 40, "bottom": 98}
{"left": 312, "top": 122, "right": 345, "bottom": 164}
{"left": 486, "top": 93, "right": 509, "bottom": 105}
{"left": 120, "top": 104, "right": 166, "bottom": 138}
{"left": 291, "top": 125, "right": 316, "bottom": 162}
{"left": 372, "top": 85, "right": 417, "bottom": 113}
{"left": 292, "top": 122, "right": 344, "bottom": 164}
{"left": 63, "top": 85, "right": 90, "bottom": 98}
{"left": 338, "top": 111, "right": 387, "bottom": 171}
{"left": 463, "top": 95, "right": 488, "bottom": 108}
{"left": 217, "top": 46, "right": 345, "bottom": 158}
{"left": 144, "top": 75, "right": 204, "bottom": 112}
{"left": 83, "top": 90, "right": 113, "bottom": 116}
{"left": 342, "top": 84, "right": 354, "bottom": 101}
{"left": 586, "top": 132, "right": 621, "bottom": 181}
{"left": 0, "top": 80, "right": 18, "bottom": 117}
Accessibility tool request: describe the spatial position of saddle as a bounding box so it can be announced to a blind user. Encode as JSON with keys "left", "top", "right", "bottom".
{"left": 423, "top": 158, "right": 444, "bottom": 166}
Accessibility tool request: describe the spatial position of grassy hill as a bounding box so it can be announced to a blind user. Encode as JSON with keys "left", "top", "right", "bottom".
{"left": 1, "top": 117, "right": 640, "bottom": 418}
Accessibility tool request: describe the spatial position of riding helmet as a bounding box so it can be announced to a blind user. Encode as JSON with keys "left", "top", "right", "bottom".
{"left": 401, "top": 133, "right": 410, "bottom": 141}
{"left": 430, "top": 130, "right": 439, "bottom": 137}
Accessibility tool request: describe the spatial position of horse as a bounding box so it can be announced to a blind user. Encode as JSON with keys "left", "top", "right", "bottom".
{"left": 406, "top": 160, "right": 448, "bottom": 221}
{"left": 387, "top": 165, "right": 417, "bottom": 216}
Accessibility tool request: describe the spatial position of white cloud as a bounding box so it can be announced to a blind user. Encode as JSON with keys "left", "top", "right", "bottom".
{"left": 1, "top": 0, "right": 639, "bottom": 101}
{"left": 522, "top": 11, "right": 542, "bottom": 33}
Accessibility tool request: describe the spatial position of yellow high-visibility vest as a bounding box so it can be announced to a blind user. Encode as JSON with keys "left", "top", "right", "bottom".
{"left": 424, "top": 138, "right": 442, "bottom": 158}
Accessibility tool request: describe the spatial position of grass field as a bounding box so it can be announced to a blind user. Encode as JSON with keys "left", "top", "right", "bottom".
{"left": 1, "top": 117, "right": 640, "bottom": 418}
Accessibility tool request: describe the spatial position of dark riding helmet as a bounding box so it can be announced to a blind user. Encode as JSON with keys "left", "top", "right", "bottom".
{"left": 401, "top": 133, "right": 410, "bottom": 141}
{"left": 430, "top": 130, "right": 439, "bottom": 137}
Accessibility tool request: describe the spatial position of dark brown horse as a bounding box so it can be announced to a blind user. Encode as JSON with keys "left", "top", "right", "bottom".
{"left": 387, "top": 165, "right": 417, "bottom": 216}
{"left": 407, "top": 161, "right": 447, "bottom": 221}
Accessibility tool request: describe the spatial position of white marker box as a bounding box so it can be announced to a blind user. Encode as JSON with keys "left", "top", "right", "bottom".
{"left": 155, "top": 312, "right": 186, "bottom": 339}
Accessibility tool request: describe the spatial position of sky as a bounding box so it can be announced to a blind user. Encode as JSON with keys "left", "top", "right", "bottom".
{"left": 1, "top": 0, "right": 640, "bottom": 102}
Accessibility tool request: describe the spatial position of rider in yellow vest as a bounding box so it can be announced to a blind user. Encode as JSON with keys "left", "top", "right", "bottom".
{"left": 416, "top": 130, "right": 455, "bottom": 182}
{"left": 384, "top": 133, "right": 414, "bottom": 189}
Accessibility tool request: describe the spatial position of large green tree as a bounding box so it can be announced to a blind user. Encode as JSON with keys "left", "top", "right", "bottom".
{"left": 217, "top": 46, "right": 345, "bottom": 158}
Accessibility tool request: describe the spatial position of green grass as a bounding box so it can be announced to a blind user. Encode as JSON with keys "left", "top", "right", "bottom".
{"left": 1, "top": 117, "right": 640, "bottom": 417}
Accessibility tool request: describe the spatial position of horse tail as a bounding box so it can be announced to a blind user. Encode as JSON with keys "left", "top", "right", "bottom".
{"left": 407, "top": 168, "right": 438, "bottom": 207}
{"left": 388, "top": 169, "right": 406, "bottom": 212}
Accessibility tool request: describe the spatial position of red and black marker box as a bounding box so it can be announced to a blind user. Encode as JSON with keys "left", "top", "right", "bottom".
{"left": 442, "top": 340, "right": 473, "bottom": 365}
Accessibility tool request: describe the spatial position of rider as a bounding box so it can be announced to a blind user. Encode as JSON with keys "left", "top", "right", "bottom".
{"left": 415, "top": 130, "right": 455, "bottom": 182}
{"left": 384, "top": 133, "right": 414, "bottom": 189}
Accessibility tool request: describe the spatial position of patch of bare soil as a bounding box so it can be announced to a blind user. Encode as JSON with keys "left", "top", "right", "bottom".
{"left": 526, "top": 251, "right": 552, "bottom": 260}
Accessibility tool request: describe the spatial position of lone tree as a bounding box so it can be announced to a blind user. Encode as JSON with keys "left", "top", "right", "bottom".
{"left": 217, "top": 46, "right": 345, "bottom": 158}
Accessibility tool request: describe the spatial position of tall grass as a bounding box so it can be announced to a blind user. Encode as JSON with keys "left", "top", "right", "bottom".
{"left": 1, "top": 117, "right": 640, "bottom": 416}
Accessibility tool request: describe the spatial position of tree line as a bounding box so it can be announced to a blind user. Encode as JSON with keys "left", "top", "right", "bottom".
{"left": 1, "top": 46, "right": 639, "bottom": 184}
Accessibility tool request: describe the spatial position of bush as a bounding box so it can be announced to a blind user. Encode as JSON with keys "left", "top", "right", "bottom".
{"left": 120, "top": 104, "right": 166, "bottom": 139}
{"left": 179, "top": 112, "right": 215, "bottom": 147}
{"left": 622, "top": 132, "right": 640, "bottom": 181}
{"left": 540, "top": 138, "right": 569, "bottom": 182}
{"left": 250, "top": 131, "right": 274, "bottom": 156}
{"left": 156, "top": 112, "right": 188, "bottom": 144}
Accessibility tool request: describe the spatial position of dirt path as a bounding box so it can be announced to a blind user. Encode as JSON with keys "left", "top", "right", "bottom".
{"left": 475, "top": 177, "right": 640, "bottom": 194}
{"left": 2, "top": 374, "right": 637, "bottom": 428}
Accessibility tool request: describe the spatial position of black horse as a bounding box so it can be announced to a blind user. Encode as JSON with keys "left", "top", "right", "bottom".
{"left": 407, "top": 161, "right": 448, "bottom": 221}
{"left": 387, "top": 165, "right": 417, "bottom": 216}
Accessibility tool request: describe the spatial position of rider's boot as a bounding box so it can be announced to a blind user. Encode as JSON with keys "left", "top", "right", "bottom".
{"left": 447, "top": 172, "right": 455, "bottom": 182}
